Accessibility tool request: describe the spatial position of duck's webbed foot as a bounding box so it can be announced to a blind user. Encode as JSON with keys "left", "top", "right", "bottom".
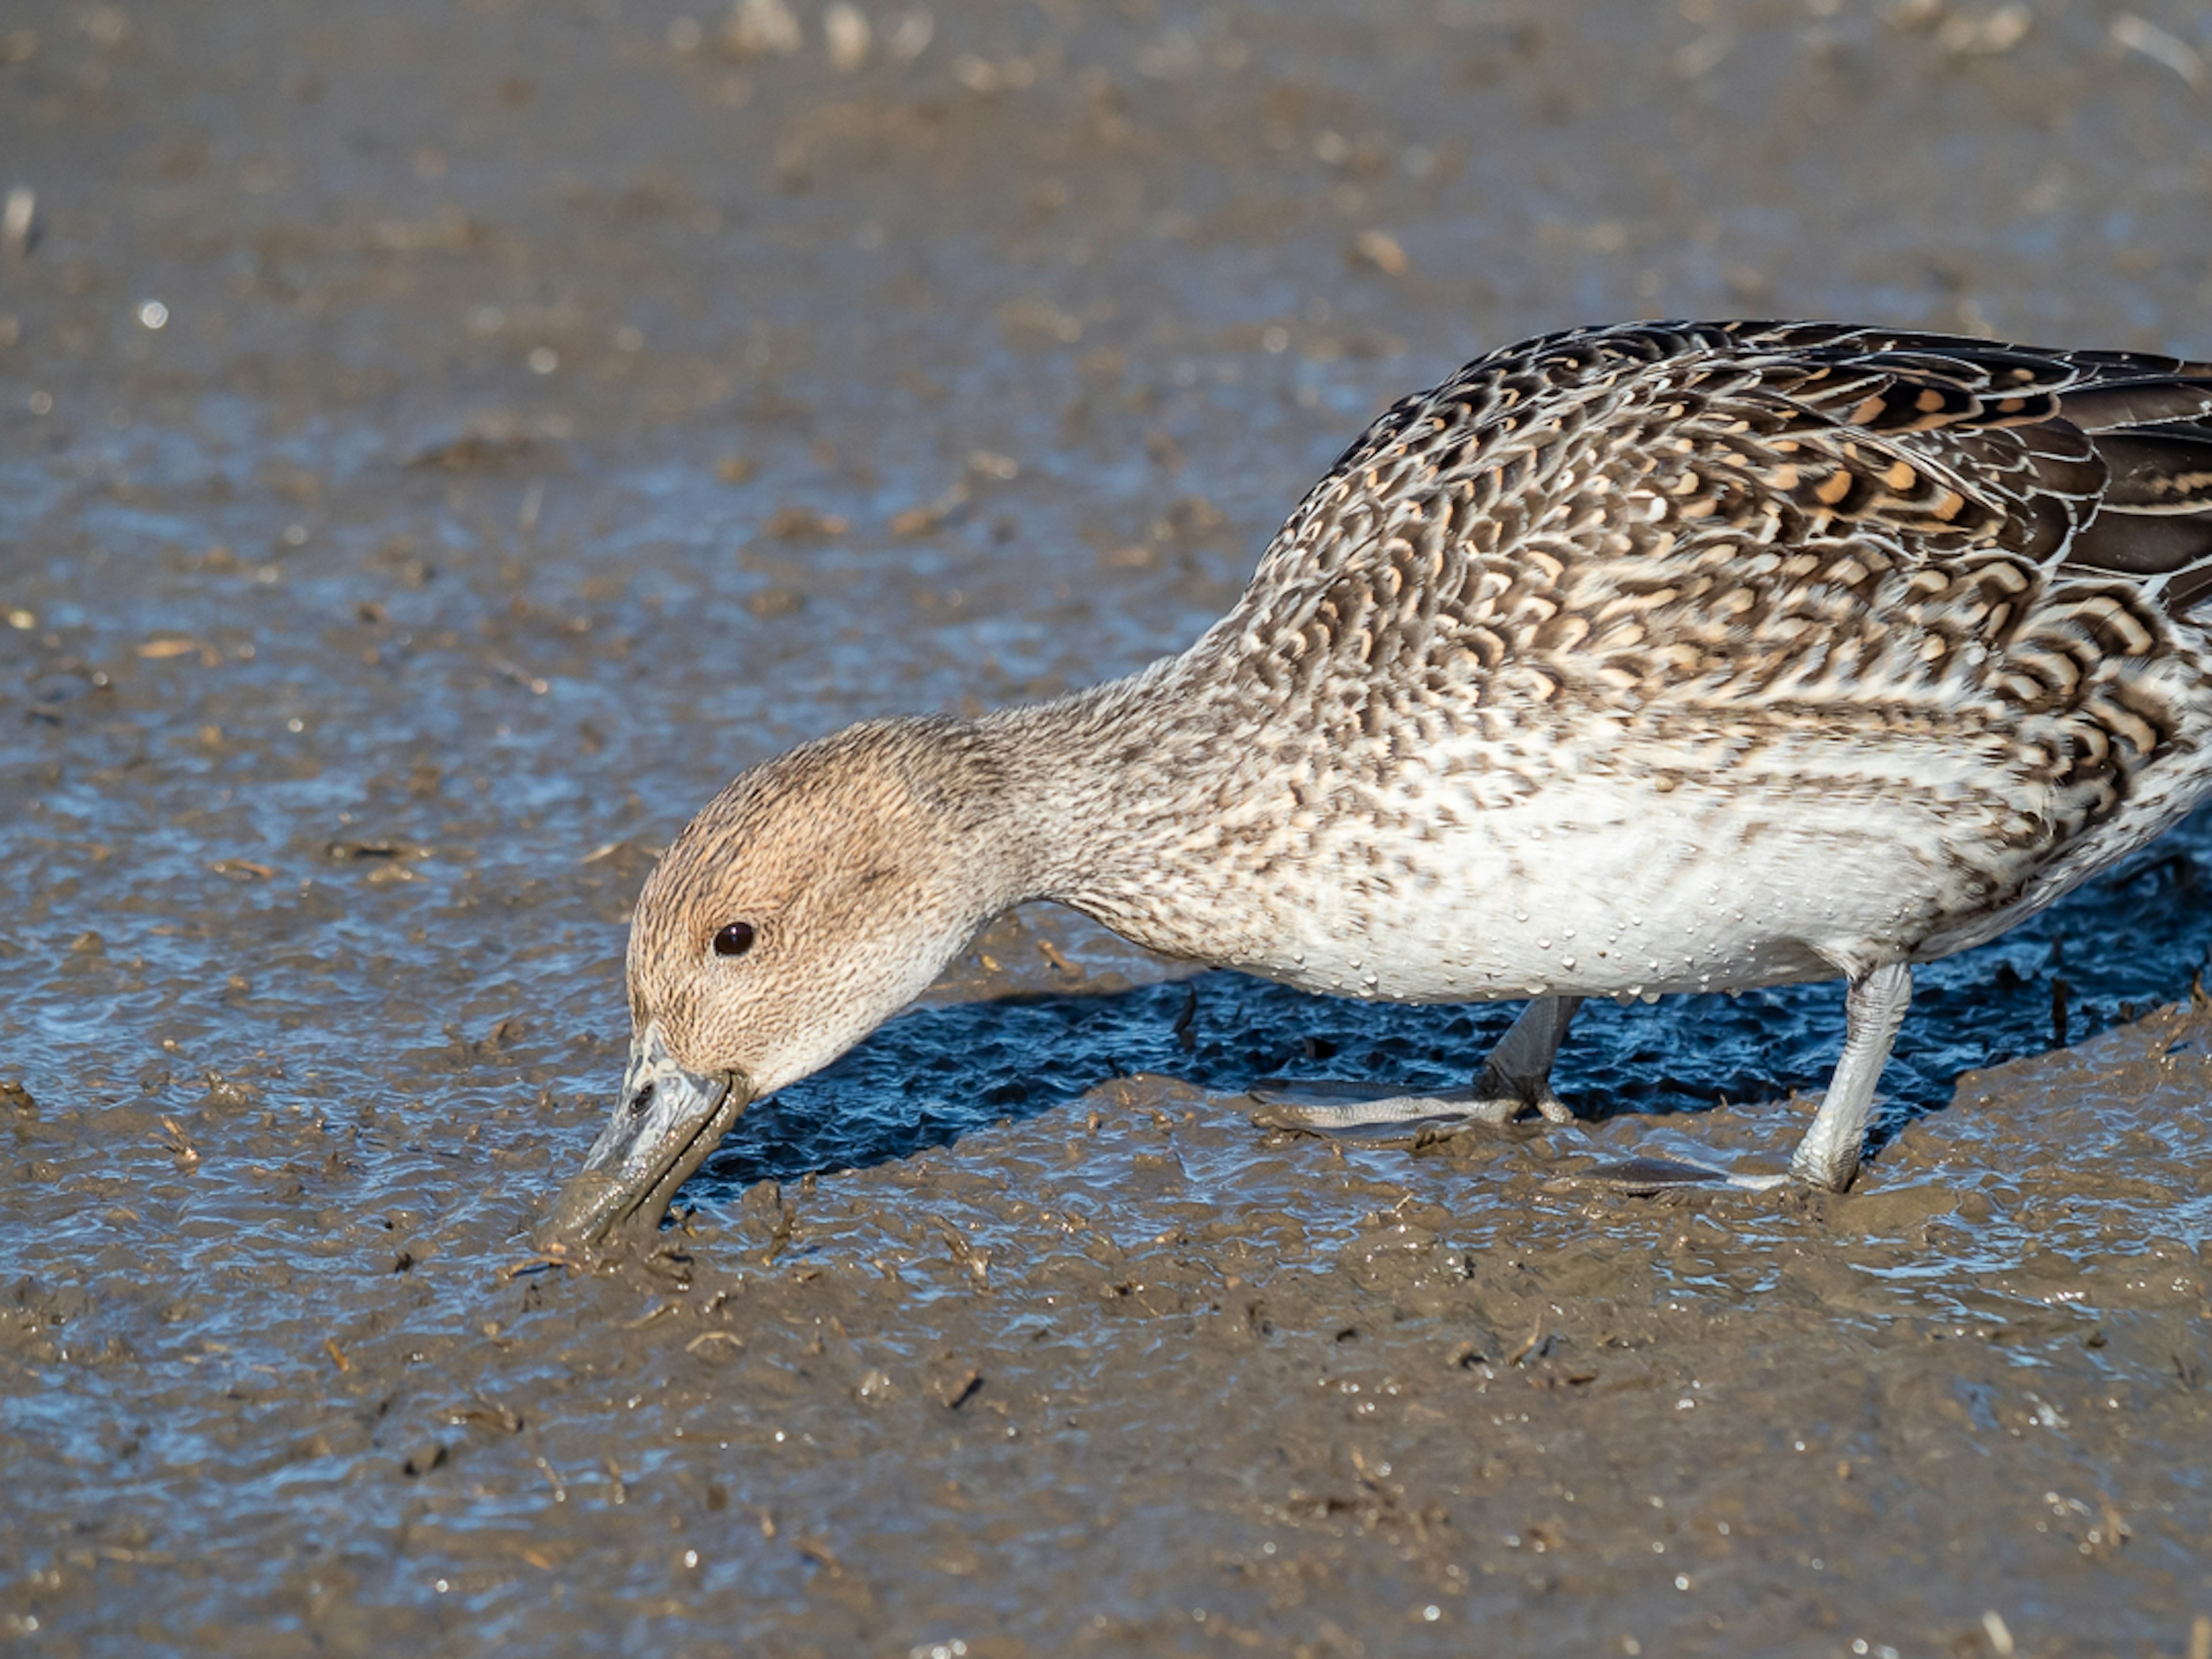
{"left": 1249, "top": 996, "right": 1582, "bottom": 1139}
{"left": 1575, "top": 1152, "right": 1790, "bottom": 1193}
{"left": 1247, "top": 1077, "right": 1529, "bottom": 1138}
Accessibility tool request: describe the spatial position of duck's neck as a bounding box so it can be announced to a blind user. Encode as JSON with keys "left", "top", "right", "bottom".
{"left": 969, "top": 653, "right": 1258, "bottom": 964}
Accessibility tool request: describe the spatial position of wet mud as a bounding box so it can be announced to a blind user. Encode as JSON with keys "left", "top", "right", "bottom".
{"left": 5, "top": 0, "right": 2212, "bottom": 1653}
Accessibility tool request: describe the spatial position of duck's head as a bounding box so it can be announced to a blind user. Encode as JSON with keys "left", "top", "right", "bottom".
{"left": 540, "top": 717, "right": 1023, "bottom": 1250}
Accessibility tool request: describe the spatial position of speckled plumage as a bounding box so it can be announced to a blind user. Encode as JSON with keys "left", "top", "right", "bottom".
{"left": 553, "top": 320, "right": 2212, "bottom": 1242}
{"left": 1013, "top": 322, "right": 2212, "bottom": 1012}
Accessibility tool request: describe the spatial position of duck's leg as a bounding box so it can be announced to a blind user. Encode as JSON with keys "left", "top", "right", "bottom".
{"left": 1473, "top": 993, "right": 1582, "bottom": 1124}
{"left": 1581, "top": 962, "right": 1911, "bottom": 1194}
{"left": 1249, "top": 995, "right": 1584, "bottom": 1137}
{"left": 1789, "top": 961, "right": 1912, "bottom": 1192}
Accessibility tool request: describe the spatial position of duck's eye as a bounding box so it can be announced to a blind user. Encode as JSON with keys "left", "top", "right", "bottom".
{"left": 711, "top": 922, "right": 757, "bottom": 959}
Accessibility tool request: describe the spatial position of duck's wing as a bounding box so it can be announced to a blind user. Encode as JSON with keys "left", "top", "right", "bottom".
{"left": 1252, "top": 319, "right": 2212, "bottom": 617}
{"left": 1224, "top": 321, "right": 2212, "bottom": 844}
{"left": 1691, "top": 321, "right": 2212, "bottom": 611}
{"left": 1236, "top": 321, "right": 2212, "bottom": 696}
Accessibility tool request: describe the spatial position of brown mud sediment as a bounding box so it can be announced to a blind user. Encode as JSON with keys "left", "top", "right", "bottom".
{"left": 4, "top": 1, "right": 2212, "bottom": 1652}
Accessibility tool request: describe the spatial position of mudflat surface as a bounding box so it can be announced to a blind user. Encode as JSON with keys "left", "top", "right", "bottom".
{"left": 5, "top": 1, "right": 2212, "bottom": 1653}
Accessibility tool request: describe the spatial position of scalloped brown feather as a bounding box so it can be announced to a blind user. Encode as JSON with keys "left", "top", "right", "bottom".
{"left": 1041, "top": 322, "right": 2212, "bottom": 982}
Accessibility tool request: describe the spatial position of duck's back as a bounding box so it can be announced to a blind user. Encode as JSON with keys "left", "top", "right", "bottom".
{"left": 1094, "top": 322, "right": 2212, "bottom": 1001}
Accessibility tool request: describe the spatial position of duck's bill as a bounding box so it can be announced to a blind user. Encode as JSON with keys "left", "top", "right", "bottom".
{"left": 540, "top": 1029, "right": 751, "bottom": 1251}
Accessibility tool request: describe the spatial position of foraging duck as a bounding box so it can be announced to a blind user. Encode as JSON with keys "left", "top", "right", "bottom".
{"left": 546, "top": 320, "right": 2212, "bottom": 1248}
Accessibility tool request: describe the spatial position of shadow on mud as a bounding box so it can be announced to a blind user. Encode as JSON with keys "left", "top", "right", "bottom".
{"left": 691, "top": 833, "right": 2212, "bottom": 1194}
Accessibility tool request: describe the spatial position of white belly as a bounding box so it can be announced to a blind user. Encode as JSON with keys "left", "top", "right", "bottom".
{"left": 1236, "top": 774, "right": 1978, "bottom": 1003}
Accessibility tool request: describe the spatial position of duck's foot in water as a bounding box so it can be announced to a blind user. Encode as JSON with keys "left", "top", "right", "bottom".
{"left": 1249, "top": 995, "right": 1583, "bottom": 1141}
{"left": 1247, "top": 1075, "right": 1555, "bottom": 1141}
{"left": 1578, "top": 965, "right": 1911, "bottom": 1196}
{"left": 1574, "top": 1150, "right": 1791, "bottom": 1194}
{"left": 1244, "top": 987, "right": 1869, "bottom": 1194}
{"left": 1569, "top": 1108, "right": 1828, "bottom": 1194}
{"left": 1250, "top": 1082, "right": 1795, "bottom": 1191}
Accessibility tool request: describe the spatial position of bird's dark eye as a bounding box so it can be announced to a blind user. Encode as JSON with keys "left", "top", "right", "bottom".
{"left": 712, "top": 922, "right": 757, "bottom": 959}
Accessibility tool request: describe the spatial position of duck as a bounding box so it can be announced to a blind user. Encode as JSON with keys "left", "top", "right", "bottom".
{"left": 543, "top": 319, "right": 2212, "bottom": 1249}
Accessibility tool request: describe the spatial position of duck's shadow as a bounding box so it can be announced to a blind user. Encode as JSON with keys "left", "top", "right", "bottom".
{"left": 692, "top": 831, "right": 2212, "bottom": 1195}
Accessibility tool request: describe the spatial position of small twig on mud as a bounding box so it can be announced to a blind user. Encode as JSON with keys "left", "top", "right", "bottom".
{"left": 2096, "top": 1494, "right": 2132, "bottom": 1554}
{"left": 1508, "top": 1321, "right": 1545, "bottom": 1368}
{"left": 159, "top": 1115, "right": 200, "bottom": 1170}
{"left": 930, "top": 1217, "right": 991, "bottom": 1290}
{"left": 768, "top": 1206, "right": 797, "bottom": 1264}
{"left": 936, "top": 1367, "right": 985, "bottom": 1410}
{"left": 490, "top": 654, "right": 550, "bottom": 695}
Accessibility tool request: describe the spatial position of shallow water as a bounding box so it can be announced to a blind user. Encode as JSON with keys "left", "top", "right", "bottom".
{"left": 5, "top": 0, "right": 2212, "bottom": 1652}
